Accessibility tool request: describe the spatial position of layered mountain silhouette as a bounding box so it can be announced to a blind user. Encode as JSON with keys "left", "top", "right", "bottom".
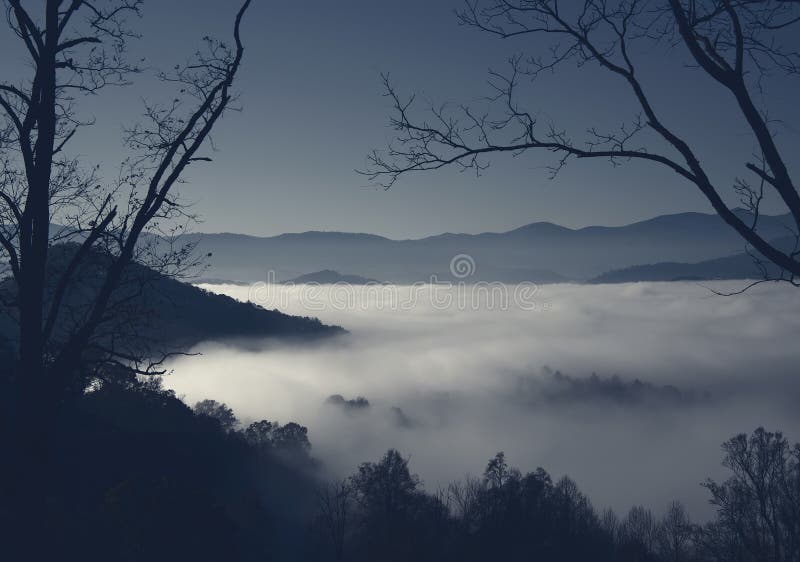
{"left": 182, "top": 209, "right": 793, "bottom": 283}
{"left": 0, "top": 244, "right": 343, "bottom": 358}
{"left": 591, "top": 235, "right": 794, "bottom": 283}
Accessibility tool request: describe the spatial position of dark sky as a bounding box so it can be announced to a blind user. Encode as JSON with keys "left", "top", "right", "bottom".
{"left": 3, "top": 0, "right": 799, "bottom": 238}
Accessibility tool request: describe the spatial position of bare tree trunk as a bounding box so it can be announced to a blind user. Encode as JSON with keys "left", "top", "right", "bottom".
{"left": 11, "top": 6, "right": 60, "bottom": 555}
{"left": 18, "top": 0, "right": 58, "bottom": 408}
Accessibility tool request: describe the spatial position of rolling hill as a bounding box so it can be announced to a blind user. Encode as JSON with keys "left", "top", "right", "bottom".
{"left": 590, "top": 237, "right": 792, "bottom": 283}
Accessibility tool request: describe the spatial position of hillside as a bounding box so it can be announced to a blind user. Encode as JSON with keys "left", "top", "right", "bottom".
{"left": 0, "top": 245, "right": 343, "bottom": 358}
{"left": 590, "top": 237, "right": 792, "bottom": 283}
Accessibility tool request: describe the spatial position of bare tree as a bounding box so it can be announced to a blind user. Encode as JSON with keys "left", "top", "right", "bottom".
{"left": 0, "top": 0, "right": 253, "bottom": 545}
{"left": 619, "top": 505, "right": 659, "bottom": 558}
{"left": 0, "top": 0, "right": 251, "bottom": 413}
{"left": 448, "top": 475, "right": 486, "bottom": 533}
{"left": 365, "top": 0, "right": 800, "bottom": 284}
{"left": 701, "top": 428, "right": 800, "bottom": 562}
{"left": 316, "top": 480, "right": 354, "bottom": 562}
{"left": 656, "top": 501, "right": 696, "bottom": 562}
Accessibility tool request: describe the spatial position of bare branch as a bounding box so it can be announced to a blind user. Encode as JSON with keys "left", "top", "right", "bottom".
{"left": 366, "top": 0, "right": 800, "bottom": 281}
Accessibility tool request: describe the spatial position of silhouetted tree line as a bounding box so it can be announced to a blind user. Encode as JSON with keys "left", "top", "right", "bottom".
{"left": 2, "top": 354, "right": 798, "bottom": 561}
{"left": 309, "top": 428, "right": 800, "bottom": 562}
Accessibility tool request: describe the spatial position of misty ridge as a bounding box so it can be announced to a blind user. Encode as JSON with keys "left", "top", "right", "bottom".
{"left": 0, "top": 243, "right": 341, "bottom": 363}
{"left": 186, "top": 209, "right": 793, "bottom": 284}
{"left": 511, "top": 367, "right": 712, "bottom": 410}
{"left": 321, "top": 367, "right": 713, "bottom": 424}
{"left": 29, "top": 208, "right": 793, "bottom": 289}
{"left": 324, "top": 395, "right": 418, "bottom": 431}
{"left": 326, "top": 394, "right": 371, "bottom": 412}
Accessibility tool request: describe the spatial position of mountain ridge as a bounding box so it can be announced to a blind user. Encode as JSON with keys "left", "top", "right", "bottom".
{"left": 0, "top": 244, "right": 344, "bottom": 358}
{"left": 179, "top": 210, "right": 793, "bottom": 284}
{"left": 188, "top": 208, "right": 775, "bottom": 241}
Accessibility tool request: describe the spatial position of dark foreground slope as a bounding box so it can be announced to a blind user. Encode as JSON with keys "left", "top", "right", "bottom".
{"left": 0, "top": 371, "right": 794, "bottom": 562}
{"left": 0, "top": 375, "right": 321, "bottom": 562}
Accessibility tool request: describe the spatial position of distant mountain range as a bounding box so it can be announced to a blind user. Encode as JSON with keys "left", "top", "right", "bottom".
{"left": 281, "top": 270, "right": 382, "bottom": 285}
{"left": 183, "top": 209, "right": 794, "bottom": 284}
{"left": 590, "top": 238, "right": 791, "bottom": 284}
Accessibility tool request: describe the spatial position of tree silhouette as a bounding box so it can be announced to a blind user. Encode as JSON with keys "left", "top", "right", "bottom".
{"left": 194, "top": 399, "right": 239, "bottom": 432}
{"left": 0, "top": 0, "right": 253, "bottom": 550}
{"left": 349, "top": 449, "right": 426, "bottom": 561}
{"left": 657, "top": 501, "right": 695, "bottom": 562}
{"left": 365, "top": 0, "right": 800, "bottom": 285}
{"left": 315, "top": 480, "right": 354, "bottom": 562}
{"left": 0, "top": 0, "right": 251, "bottom": 404}
{"left": 701, "top": 428, "right": 800, "bottom": 562}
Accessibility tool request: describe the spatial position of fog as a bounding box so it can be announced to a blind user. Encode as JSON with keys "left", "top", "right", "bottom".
{"left": 163, "top": 281, "right": 800, "bottom": 519}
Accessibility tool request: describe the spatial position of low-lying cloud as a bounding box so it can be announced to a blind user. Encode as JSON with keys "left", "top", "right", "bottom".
{"left": 164, "top": 281, "right": 800, "bottom": 520}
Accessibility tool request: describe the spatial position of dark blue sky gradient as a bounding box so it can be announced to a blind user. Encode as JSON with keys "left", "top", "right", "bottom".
{"left": 1, "top": 0, "right": 798, "bottom": 237}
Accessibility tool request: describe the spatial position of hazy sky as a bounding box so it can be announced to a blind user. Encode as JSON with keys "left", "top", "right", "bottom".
{"left": 3, "top": 0, "right": 799, "bottom": 237}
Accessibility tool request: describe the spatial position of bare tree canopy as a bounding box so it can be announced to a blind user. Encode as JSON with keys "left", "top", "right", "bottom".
{"left": 0, "top": 2, "right": 253, "bottom": 553}
{"left": 0, "top": 0, "right": 252, "bottom": 409}
{"left": 365, "top": 0, "right": 800, "bottom": 284}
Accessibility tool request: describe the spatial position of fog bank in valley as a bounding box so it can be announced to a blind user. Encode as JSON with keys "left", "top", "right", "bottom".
{"left": 164, "top": 281, "right": 800, "bottom": 519}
